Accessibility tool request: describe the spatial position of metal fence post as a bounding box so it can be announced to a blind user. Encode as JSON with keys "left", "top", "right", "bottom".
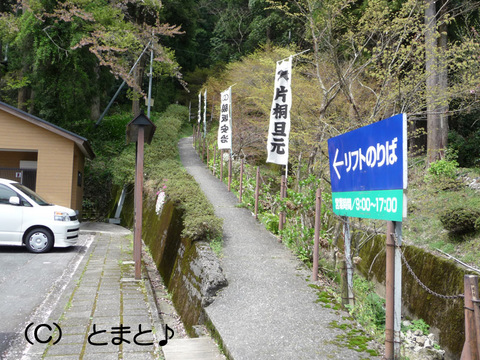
{"left": 462, "top": 275, "right": 480, "bottom": 360}
{"left": 343, "top": 216, "right": 354, "bottom": 307}
{"left": 207, "top": 141, "right": 210, "bottom": 169}
{"left": 213, "top": 144, "right": 217, "bottom": 176}
{"left": 239, "top": 159, "right": 244, "bottom": 203}
{"left": 312, "top": 188, "right": 322, "bottom": 281}
{"left": 385, "top": 221, "right": 396, "bottom": 360}
{"left": 254, "top": 166, "right": 260, "bottom": 219}
{"left": 394, "top": 222, "right": 403, "bottom": 358}
{"left": 472, "top": 276, "right": 480, "bottom": 358}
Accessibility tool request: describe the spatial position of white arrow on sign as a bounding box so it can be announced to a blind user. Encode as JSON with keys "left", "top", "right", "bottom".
{"left": 333, "top": 148, "right": 344, "bottom": 180}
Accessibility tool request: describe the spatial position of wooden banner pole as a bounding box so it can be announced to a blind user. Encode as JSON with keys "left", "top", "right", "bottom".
{"left": 228, "top": 152, "right": 232, "bottom": 191}
{"left": 312, "top": 188, "right": 322, "bottom": 281}
{"left": 278, "top": 175, "right": 285, "bottom": 238}
{"left": 254, "top": 166, "right": 260, "bottom": 219}
{"left": 220, "top": 150, "right": 224, "bottom": 181}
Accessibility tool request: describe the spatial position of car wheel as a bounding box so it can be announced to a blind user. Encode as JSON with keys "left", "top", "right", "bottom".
{"left": 25, "top": 228, "right": 54, "bottom": 253}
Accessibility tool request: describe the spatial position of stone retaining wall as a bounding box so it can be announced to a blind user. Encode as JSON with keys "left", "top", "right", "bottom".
{"left": 115, "top": 187, "right": 227, "bottom": 336}
{"left": 355, "top": 232, "right": 468, "bottom": 359}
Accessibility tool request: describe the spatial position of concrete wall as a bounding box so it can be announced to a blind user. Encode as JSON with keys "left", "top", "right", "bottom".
{"left": 355, "top": 232, "right": 468, "bottom": 359}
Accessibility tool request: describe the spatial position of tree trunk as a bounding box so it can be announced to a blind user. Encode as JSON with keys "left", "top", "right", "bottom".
{"left": 425, "top": 0, "right": 448, "bottom": 163}
{"left": 17, "top": 68, "right": 28, "bottom": 111}
{"left": 28, "top": 89, "right": 34, "bottom": 114}
{"left": 90, "top": 65, "right": 101, "bottom": 120}
{"left": 438, "top": 9, "right": 449, "bottom": 154}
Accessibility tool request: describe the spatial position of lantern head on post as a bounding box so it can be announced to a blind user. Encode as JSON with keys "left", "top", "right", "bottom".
{"left": 126, "top": 110, "right": 156, "bottom": 144}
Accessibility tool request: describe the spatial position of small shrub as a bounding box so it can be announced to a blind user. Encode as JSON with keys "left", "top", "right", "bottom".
{"left": 439, "top": 207, "right": 480, "bottom": 234}
{"left": 259, "top": 213, "right": 279, "bottom": 234}
{"left": 425, "top": 150, "right": 462, "bottom": 190}
{"left": 349, "top": 275, "right": 386, "bottom": 335}
{"left": 427, "top": 158, "right": 459, "bottom": 179}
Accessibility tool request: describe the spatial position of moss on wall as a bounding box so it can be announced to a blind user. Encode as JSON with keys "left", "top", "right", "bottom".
{"left": 115, "top": 187, "right": 227, "bottom": 336}
{"left": 142, "top": 196, "right": 184, "bottom": 286}
{"left": 357, "top": 234, "right": 468, "bottom": 358}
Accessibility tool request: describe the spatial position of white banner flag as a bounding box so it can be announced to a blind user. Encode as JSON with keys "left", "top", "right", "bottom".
{"left": 267, "top": 56, "right": 292, "bottom": 165}
{"left": 198, "top": 91, "right": 202, "bottom": 124}
{"left": 203, "top": 89, "right": 207, "bottom": 137}
{"left": 218, "top": 87, "right": 232, "bottom": 150}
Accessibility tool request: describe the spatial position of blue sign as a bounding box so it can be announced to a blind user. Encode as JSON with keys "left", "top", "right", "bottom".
{"left": 328, "top": 114, "right": 407, "bottom": 193}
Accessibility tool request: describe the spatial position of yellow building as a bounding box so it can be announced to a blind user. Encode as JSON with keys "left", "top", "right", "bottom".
{"left": 0, "top": 101, "right": 95, "bottom": 217}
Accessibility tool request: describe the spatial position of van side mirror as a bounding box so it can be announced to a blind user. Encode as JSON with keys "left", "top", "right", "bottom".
{"left": 9, "top": 196, "right": 20, "bottom": 205}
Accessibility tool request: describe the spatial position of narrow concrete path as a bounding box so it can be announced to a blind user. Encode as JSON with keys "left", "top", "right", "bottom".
{"left": 163, "top": 338, "right": 225, "bottom": 360}
{"left": 179, "top": 137, "right": 379, "bottom": 360}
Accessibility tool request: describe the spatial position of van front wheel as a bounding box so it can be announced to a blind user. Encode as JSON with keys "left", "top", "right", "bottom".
{"left": 25, "top": 228, "right": 54, "bottom": 253}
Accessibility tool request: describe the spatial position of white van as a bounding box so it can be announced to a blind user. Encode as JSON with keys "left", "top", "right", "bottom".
{"left": 0, "top": 178, "right": 80, "bottom": 253}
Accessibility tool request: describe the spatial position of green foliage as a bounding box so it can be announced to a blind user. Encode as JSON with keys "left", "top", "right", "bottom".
{"left": 78, "top": 111, "right": 136, "bottom": 220}
{"left": 426, "top": 153, "right": 459, "bottom": 179}
{"left": 82, "top": 160, "right": 113, "bottom": 221}
{"left": 402, "top": 319, "right": 430, "bottom": 336}
{"left": 0, "top": 0, "right": 182, "bottom": 125}
{"left": 259, "top": 213, "right": 279, "bottom": 235}
{"left": 439, "top": 207, "right": 480, "bottom": 234}
{"left": 279, "top": 175, "right": 332, "bottom": 264}
{"left": 209, "top": 236, "right": 224, "bottom": 258}
{"left": 448, "top": 112, "right": 480, "bottom": 168}
{"left": 107, "top": 104, "right": 222, "bottom": 242}
{"left": 347, "top": 275, "right": 386, "bottom": 337}
{"left": 424, "top": 151, "right": 462, "bottom": 190}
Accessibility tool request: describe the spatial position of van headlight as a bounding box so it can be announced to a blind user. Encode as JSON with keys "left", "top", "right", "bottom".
{"left": 54, "top": 211, "right": 71, "bottom": 221}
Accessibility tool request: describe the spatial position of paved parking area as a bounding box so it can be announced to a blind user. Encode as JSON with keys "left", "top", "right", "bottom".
{"left": 3, "top": 224, "right": 165, "bottom": 360}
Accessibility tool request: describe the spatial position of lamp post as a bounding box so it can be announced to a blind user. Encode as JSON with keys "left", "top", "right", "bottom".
{"left": 126, "top": 111, "right": 156, "bottom": 280}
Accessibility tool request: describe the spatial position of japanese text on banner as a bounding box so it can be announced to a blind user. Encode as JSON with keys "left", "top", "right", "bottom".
{"left": 197, "top": 92, "right": 201, "bottom": 124}
{"left": 267, "top": 56, "right": 292, "bottom": 165}
{"left": 203, "top": 89, "right": 207, "bottom": 137}
{"left": 218, "top": 87, "right": 232, "bottom": 150}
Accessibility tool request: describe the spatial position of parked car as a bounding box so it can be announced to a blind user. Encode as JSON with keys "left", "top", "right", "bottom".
{"left": 0, "top": 178, "right": 80, "bottom": 253}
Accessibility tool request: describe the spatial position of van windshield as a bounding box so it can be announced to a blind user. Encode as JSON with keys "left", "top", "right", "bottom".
{"left": 11, "top": 183, "right": 51, "bottom": 206}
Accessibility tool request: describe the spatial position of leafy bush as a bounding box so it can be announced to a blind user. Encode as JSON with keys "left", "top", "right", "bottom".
{"left": 259, "top": 213, "right": 279, "bottom": 235}
{"left": 439, "top": 207, "right": 480, "bottom": 234}
{"left": 426, "top": 158, "right": 459, "bottom": 179}
{"left": 348, "top": 275, "right": 386, "bottom": 335}
{"left": 425, "top": 151, "right": 462, "bottom": 190}
{"left": 448, "top": 109, "right": 480, "bottom": 167}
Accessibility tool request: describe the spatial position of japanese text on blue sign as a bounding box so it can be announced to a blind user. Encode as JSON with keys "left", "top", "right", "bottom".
{"left": 328, "top": 113, "right": 407, "bottom": 193}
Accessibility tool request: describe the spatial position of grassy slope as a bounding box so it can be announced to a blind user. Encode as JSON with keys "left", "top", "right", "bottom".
{"left": 403, "top": 159, "right": 480, "bottom": 269}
